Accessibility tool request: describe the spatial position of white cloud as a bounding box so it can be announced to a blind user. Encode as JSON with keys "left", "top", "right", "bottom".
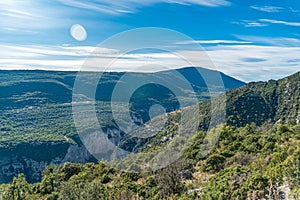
{"left": 56, "top": 0, "right": 123, "bottom": 15}
{"left": 0, "top": 1, "right": 74, "bottom": 32}
{"left": 232, "top": 20, "right": 267, "bottom": 27}
{"left": 289, "top": 7, "right": 300, "bottom": 13}
{"left": 57, "top": 0, "right": 230, "bottom": 15}
{"left": 233, "top": 18, "right": 300, "bottom": 28}
{"left": 204, "top": 45, "right": 300, "bottom": 81}
{"left": 259, "top": 19, "right": 300, "bottom": 27}
{"left": 0, "top": 1, "right": 43, "bottom": 21}
{"left": 176, "top": 40, "right": 252, "bottom": 45}
{"left": 251, "top": 6, "right": 283, "bottom": 13}
{"left": 0, "top": 42, "right": 299, "bottom": 82}
{"left": 1, "top": 8, "right": 37, "bottom": 19}
{"left": 234, "top": 35, "right": 300, "bottom": 47}
{"left": 0, "top": 0, "right": 230, "bottom": 34}
{"left": 0, "top": 44, "right": 117, "bottom": 59}
{"left": 168, "top": 0, "right": 230, "bottom": 7}
{"left": 0, "top": 44, "right": 119, "bottom": 71}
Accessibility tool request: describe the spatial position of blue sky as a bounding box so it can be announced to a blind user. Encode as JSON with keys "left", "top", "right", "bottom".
{"left": 0, "top": 0, "right": 300, "bottom": 82}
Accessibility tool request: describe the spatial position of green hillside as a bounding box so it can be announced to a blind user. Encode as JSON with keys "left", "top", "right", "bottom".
{"left": 198, "top": 71, "right": 300, "bottom": 129}
{"left": 1, "top": 123, "right": 298, "bottom": 199}
{"left": 0, "top": 68, "right": 244, "bottom": 183}
{"left": 0, "top": 71, "right": 298, "bottom": 199}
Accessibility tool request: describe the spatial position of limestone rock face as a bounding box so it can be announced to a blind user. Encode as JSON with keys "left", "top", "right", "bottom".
{"left": 0, "top": 143, "right": 93, "bottom": 183}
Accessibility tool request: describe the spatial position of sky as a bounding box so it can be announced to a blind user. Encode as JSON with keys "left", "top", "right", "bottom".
{"left": 0, "top": 0, "right": 300, "bottom": 82}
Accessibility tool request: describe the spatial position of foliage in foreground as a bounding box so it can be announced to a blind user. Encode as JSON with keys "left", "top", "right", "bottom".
{"left": 0, "top": 123, "right": 299, "bottom": 200}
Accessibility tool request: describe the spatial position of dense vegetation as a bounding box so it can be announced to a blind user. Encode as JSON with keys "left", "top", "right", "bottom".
{"left": 0, "top": 122, "right": 299, "bottom": 199}
{"left": 0, "top": 70, "right": 299, "bottom": 199}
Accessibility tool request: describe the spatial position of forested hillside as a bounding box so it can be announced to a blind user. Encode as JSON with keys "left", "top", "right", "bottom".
{"left": 0, "top": 122, "right": 299, "bottom": 199}
{"left": 0, "top": 67, "right": 244, "bottom": 147}
{"left": 0, "top": 71, "right": 298, "bottom": 199}
{"left": 0, "top": 68, "right": 244, "bottom": 183}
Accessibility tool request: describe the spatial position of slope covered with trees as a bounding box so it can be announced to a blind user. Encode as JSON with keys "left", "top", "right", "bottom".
{"left": 0, "top": 71, "right": 299, "bottom": 199}
{"left": 0, "top": 123, "right": 299, "bottom": 199}
{"left": 0, "top": 67, "right": 244, "bottom": 147}
{"left": 196, "top": 71, "right": 300, "bottom": 130}
{"left": 0, "top": 68, "right": 244, "bottom": 183}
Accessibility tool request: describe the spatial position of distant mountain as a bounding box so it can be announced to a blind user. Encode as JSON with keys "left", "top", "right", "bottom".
{"left": 0, "top": 67, "right": 244, "bottom": 183}
{"left": 0, "top": 67, "right": 244, "bottom": 108}
{"left": 174, "top": 67, "right": 245, "bottom": 90}
{"left": 0, "top": 67, "right": 244, "bottom": 126}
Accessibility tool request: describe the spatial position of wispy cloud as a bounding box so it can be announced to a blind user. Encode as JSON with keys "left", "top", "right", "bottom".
{"left": 168, "top": 0, "right": 230, "bottom": 7}
{"left": 56, "top": 0, "right": 126, "bottom": 15}
{"left": 289, "top": 7, "right": 300, "bottom": 13}
{"left": 0, "top": 42, "right": 299, "bottom": 82}
{"left": 0, "top": 44, "right": 117, "bottom": 59}
{"left": 234, "top": 35, "right": 300, "bottom": 47}
{"left": 259, "top": 19, "right": 300, "bottom": 27}
{"left": 232, "top": 20, "right": 268, "bottom": 28}
{"left": 57, "top": 0, "right": 231, "bottom": 15}
{"left": 204, "top": 45, "right": 300, "bottom": 81}
{"left": 1, "top": 8, "right": 37, "bottom": 19}
{"left": 1, "top": 27, "right": 40, "bottom": 34}
{"left": 176, "top": 40, "right": 252, "bottom": 45}
{"left": 0, "top": 1, "right": 42, "bottom": 20}
{"left": 233, "top": 18, "right": 300, "bottom": 28}
{"left": 251, "top": 6, "right": 284, "bottom": 13}
{"left": 0, "top": 1, "right": 74, "bottom": 33}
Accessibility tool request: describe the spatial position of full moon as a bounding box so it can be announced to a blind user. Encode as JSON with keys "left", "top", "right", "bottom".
{"left": 70, "top": 24, "right": 87, "bottom": 41}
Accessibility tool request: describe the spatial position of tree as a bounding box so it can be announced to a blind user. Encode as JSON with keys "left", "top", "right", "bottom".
{"left": 156, "top": 160, "right": 185, "bottom": 198}
{"left": 2, "top": 174, "right": 30, "bottom": 200}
